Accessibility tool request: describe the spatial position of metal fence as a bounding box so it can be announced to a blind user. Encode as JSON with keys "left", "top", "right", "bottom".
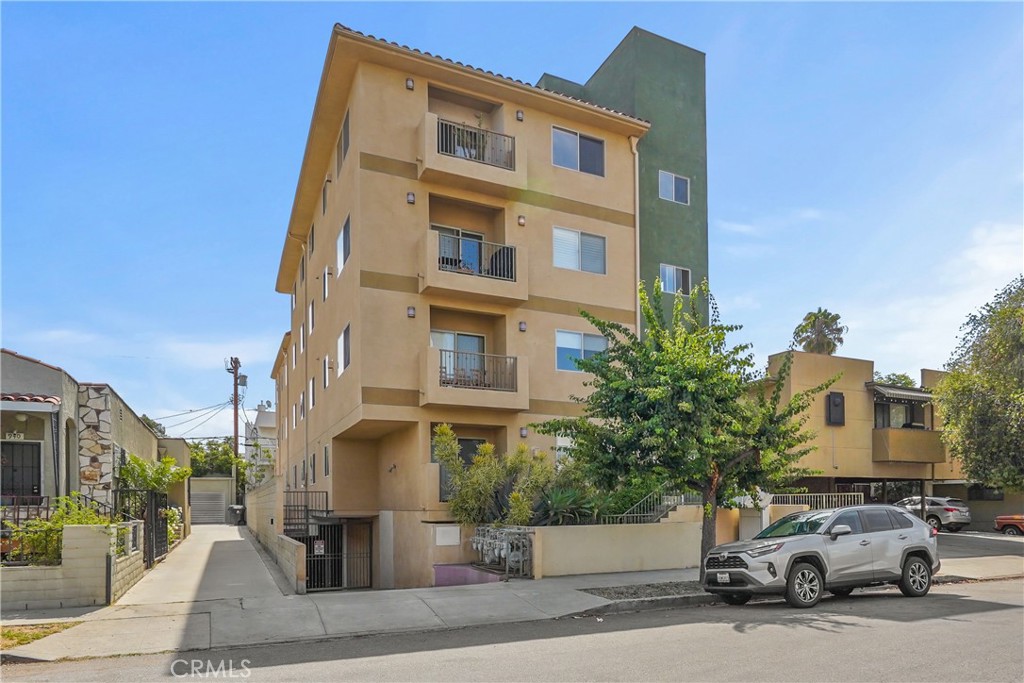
{"left": 1, "top": 527, "right": 63, "bottom": 566}
{"left": 769, "top": 493, "right": 865, "bottom": 509}
{"left": 602, "top": 487, "right": 702, "bottom": 525}
{"left": 470, "top": 525, "right": 533, "bottom": 579}
{"left": 438, "top": 350, "right": 517, "bottom": 392}
{"left": 114, "top": 520, "right": 143, "bottom": 558}
{"left": 283, "top": 490, "right": 329, "bottom": 538}
{"left": 437, "top": 118, "right": 515, "bottom": 170}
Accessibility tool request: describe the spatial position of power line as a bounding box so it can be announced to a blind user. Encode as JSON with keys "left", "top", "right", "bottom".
{"left": 180, "top": 403, "right": 229, "bottom": 437}
{"left": 151, "top": 402, "right": 231, "bottom": 421}
{"left": 163, "top": 402, "right": 230, "bottom": 430}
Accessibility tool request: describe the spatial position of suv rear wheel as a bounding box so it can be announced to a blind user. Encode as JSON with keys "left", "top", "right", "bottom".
{"left": 785, "top": 562, "right": 823, "bottom": 608}
{"left": 720, "top": 593, "right": 751, "bottom": 606}
{"left": 898, "top": 556, "right": 932, "bottom": 597}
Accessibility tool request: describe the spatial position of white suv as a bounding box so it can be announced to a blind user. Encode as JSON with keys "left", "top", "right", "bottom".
{"left": 702, "top": 505, "right": 940, "bottom": 608}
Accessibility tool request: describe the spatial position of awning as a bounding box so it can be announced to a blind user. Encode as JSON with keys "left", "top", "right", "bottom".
{"left": 1, "top": 394, "right": 61, "bottom": 413}
{"left": 867, "top": 384, "right": 933, "bottom": 403}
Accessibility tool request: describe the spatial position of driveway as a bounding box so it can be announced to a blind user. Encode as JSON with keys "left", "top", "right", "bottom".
{"left": 117, "top": 525, "right": 287, "bottom": 605}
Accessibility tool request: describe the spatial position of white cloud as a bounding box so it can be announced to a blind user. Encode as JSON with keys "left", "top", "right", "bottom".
{"left": 716, "top": 220, "right": 761, "bottom": 236}
{"left": 159, "top": 337, "right": 280, "bottom": 371}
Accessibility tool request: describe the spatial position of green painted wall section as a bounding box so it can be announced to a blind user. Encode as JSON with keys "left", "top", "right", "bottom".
{"left": 537, "top": 28, "right": 709, "bottom": 324}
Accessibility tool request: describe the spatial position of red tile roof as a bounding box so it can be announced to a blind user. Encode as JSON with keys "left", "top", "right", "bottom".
{"left": 1, "top": 393, "right": 61, "bottom": 405}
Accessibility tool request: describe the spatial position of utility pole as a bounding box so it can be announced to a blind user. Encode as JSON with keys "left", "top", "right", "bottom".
{"left": 226, "top": 357, "right": 241, "bottom": 504}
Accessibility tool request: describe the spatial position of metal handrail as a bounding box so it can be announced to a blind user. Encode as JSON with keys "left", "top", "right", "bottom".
{"left": 437, "top": 118, "right": 515, "bottom": 170}
{"left": 602, "top": 485, "right": 702, "bottom": 524}
{"left": 436, "top": 233, "right": 516, "bottom": 282}
{"left": 438, "top": 350, "right": 517, "bottom": 392}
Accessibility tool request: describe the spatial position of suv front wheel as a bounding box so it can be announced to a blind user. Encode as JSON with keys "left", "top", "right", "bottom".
{"left": 899, "top": 556, "right": 932, "bottom": 597}
{"left": 785, "top": 562, "right": 823, "bottom": 608}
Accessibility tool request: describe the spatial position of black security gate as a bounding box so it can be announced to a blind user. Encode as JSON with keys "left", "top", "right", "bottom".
{"left": 304, "top": 520, "right": 373, "bottom": 591}
{"left": 1, "top": 442, "right": 42, "bottom": 496}
{"left": 115, "top": 489, "right": 168, "bottom": 568}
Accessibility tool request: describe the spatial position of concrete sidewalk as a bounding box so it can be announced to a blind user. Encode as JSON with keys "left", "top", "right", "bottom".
{"left": 2, "top": 529, "right": 1021, "bottom": 663}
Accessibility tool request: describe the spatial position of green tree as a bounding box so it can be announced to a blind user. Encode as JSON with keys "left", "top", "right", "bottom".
{"left": 189, "top": 438, "right": 248, "bottom": 502}
{"left": 933, "top": 276, "right": 1024, "bottom": 489}
{"left": 140, "top": 414, "right": 167, "bottom": 437}
{"left": 432, "top": 424, "right": 554, "bottom": 526}
{"left": 118, "top": 453, "right": 191, "bottom": 493}
{"left": 538, "top": 280, "right": 833, "bottom": 576}
{"left": 793, "top": 307, "right": 848, "bottom": 354}
{"left": 873, "top": 371, "right": 916, "bottom": 388}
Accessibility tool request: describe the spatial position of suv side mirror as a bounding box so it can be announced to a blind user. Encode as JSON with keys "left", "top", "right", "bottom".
{"left": 829, "top": 524, "right": 852, "bottom": 541}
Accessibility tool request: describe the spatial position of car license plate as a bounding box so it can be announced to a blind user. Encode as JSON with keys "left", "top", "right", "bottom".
{"left": 717, "top": 572, "right": 730, "bottom": 584}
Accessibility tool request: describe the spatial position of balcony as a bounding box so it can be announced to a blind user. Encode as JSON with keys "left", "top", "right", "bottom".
{"left": 417, "top": 112, "right": 527, "bottom": 196}
{"left": 418, "top": 231, "right": 528, "bottom": 303}
{"left": 872, "top": 428, "right": 946, "bottom": 464}
{"left": 420, "top": 347, "right": 529, "bottom": 411}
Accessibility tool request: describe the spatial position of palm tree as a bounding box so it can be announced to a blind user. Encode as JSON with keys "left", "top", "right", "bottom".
{"left": 793, "top": 308, "right": 848, "bottom": 354}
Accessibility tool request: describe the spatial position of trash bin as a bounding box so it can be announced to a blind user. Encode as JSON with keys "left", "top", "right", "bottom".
{"left": 227, "top": 505, "right": 246, "bottom": 526}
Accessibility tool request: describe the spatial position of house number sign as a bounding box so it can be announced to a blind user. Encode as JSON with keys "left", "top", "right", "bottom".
{"left": 5, "top": 431, "right": 25, "bottom": 440}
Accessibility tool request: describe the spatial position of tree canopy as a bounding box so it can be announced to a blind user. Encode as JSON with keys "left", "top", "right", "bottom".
{"left": 793, "top": 307, "right": 848, "bottom": 355}
{"left": 873, "top": 371, "right": 916, "bottom": 388}
{"left": 537, "top": 280, "right": 833, "bottom": 573}
{"left": 188, "top": 438, "right": 254, "bottom": 501}
{"left": 118, "top": 453, "right": 191, "bottom": 493}
{"left": 140, "top": 414, "right": 167, "bottom": 437}
{"left": 934, "top": 276, "right": 1024, "bottom": 489}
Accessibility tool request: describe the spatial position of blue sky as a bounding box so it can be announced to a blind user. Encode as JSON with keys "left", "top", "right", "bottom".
{"left": 3, "top": 2, "right": 1022, "bottom": 439}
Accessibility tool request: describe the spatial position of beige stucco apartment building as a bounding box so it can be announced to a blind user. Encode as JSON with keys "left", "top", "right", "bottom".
{"left": 265, "top": 25, "right": 649, "bottom": 589}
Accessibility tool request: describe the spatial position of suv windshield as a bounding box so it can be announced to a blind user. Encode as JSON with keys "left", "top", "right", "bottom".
{"left": 754, "top": 510, "right": 833, "bottom": 539}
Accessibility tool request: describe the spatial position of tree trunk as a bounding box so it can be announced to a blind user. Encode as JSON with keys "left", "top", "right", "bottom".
{"left": 699, "top": 486, "right": 719, "bottom": 583}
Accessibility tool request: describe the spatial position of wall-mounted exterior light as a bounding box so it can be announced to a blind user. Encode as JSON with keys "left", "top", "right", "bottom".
{"left": 407, "top": 306, "right": 416, "bottom": 318}
{"left": 405, "top": 77, "right": 415, "bottom": 90}
{"left": 518, "top": 321, "right": 527, "bottom": 332}
{"left": 519, "top": 427, "right": 528, "bottom": 438}
{"left": 517, "top": 215, "right": 526, "bottom": 226}
{"left": 515, "top": 110, "right": 524, "bottom": 121}
{"left": 406, "top": 192, "right": 416, "bottom": 204}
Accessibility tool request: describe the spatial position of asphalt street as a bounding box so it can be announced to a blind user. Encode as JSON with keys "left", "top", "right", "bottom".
{"left": 937, "top": 531, "right": 1024, "bottom": 559}
{"left": 4, "top": 579, "right": 1021, "bottom": 683}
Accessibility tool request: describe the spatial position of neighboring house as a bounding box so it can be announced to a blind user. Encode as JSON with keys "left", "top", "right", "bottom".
{"left": 1, "top": 349, "right": 190, "bottom": 521}
{"left": 244, "top": 401, "right": 277, "bottom": 483}
{"left": 262, "top": 25, "right": 709, "bottom": 590}
{"left": 764, "top": 351, "right": 1024, "bottom": 528}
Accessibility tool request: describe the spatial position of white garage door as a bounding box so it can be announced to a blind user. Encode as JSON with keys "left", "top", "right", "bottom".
{"left": 190, "top": 492, "right": 226, "bottom": 524}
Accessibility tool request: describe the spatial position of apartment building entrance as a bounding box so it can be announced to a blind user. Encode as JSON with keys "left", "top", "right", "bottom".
{"left": 304, "top": 519, "right": 373, "bottom": 591}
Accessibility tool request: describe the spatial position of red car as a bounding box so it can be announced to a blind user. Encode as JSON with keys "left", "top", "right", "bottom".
{"left": 993, "top": 515, "right": 1024, "bottom": 536}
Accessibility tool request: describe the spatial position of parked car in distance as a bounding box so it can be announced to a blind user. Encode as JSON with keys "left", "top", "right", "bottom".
{"left": 994, "top": 514, "right": 1024, "bottom": 536}
{"left": 703, "top": 505, "right": 939, "bottom": 608}
{"left": 894, "top": 496, "right": 972, "bottom": 532}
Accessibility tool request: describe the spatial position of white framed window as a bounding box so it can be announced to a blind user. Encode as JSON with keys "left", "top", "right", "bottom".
{"left": 292, "top": 403, "right": 297, "bottom": 429}
{"left": 658, "top": 170, "right": 690, "bottom": 205}
{"left": 659, "top": 264, "right": 691, "bottom": 295}
{"left": 552, "top": 126, "right": 605, "bottom": 176}
{"left": 309, "top": 377, "right": 315, "bottom": 410}
{"left": 337, "top": 324, "right": 351, "bottom": 377}
{"left": 324, "top": 444, "right": 329, "bottom": 476}
{"left": 553, "top": 227, "right": 606, "bottom": 274}
{"left": 290, "top": 284, "right": 296, "bottom": 310}
{"left": 336, "top": 110, "right": 350, "bottom": 175}
{"left": 322, "top": 356, "right": 330, "bottom": 389}
{"left": 556, "top": 330, "right": 607, "bottom": 372}
{"left": 322, "top": 267, "right": 330, "bottom": 301}
{"left": 291, "top": 343, "right": 296, "bottom": 369}
{"left": 299, "top": 324, "right": 305, "bottom": 354}
{"left": 308, "top": 300, "right": 315, "bottom": 332}
{"left": 337, "top": 216, "right": 351, "bottom": 275}
{"left": 311, "top": 452, "right": 316, "bottom": 484}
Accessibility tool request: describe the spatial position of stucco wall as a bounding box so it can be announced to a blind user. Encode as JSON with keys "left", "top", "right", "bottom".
{"left": 532, "top": 522, "right": 702, "bottom": 579}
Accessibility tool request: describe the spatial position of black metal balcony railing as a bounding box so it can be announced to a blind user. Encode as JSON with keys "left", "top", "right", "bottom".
{"left": 438, "top": 350, "right": 517, "bottom": 392}
{"left": 437, "top": 233, "right": 516, "bottom": 282}
{"left": 283, "top": 490, "right": 329, "bottom": 538}
{"left": 437, "top": 118, "right": 515, "bottom": 171}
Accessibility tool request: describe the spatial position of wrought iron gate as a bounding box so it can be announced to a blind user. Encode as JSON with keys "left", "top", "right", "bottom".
{"left": 304, "top": 520, "right": 372, "bottom": 591}
{"left": 115, "top": 489, "right": 168, "bottom": 568}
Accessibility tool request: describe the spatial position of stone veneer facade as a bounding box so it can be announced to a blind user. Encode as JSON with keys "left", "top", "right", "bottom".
{"left": 77, "top": 386, "right": 119, "bottom": 504}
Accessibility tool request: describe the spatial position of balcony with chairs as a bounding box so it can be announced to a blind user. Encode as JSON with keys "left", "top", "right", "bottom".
{"left": 419, "top": 346, "right": 529, "bottom": 411}
{"left": 418, "top": 228, "right": 528, "bottom": 304}
{"left": 416, "top": 112, "right": 527, "bottom": 195}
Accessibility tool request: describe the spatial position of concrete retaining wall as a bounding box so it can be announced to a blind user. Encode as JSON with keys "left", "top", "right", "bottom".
{"left": 245, "top": 478, "right": 306, "bottom": 593}
{"left": 0, "top": 524, "right": 141, "bottom": 610}
{"left": 111, "top": 540, "right": 145, "bottom": 602}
